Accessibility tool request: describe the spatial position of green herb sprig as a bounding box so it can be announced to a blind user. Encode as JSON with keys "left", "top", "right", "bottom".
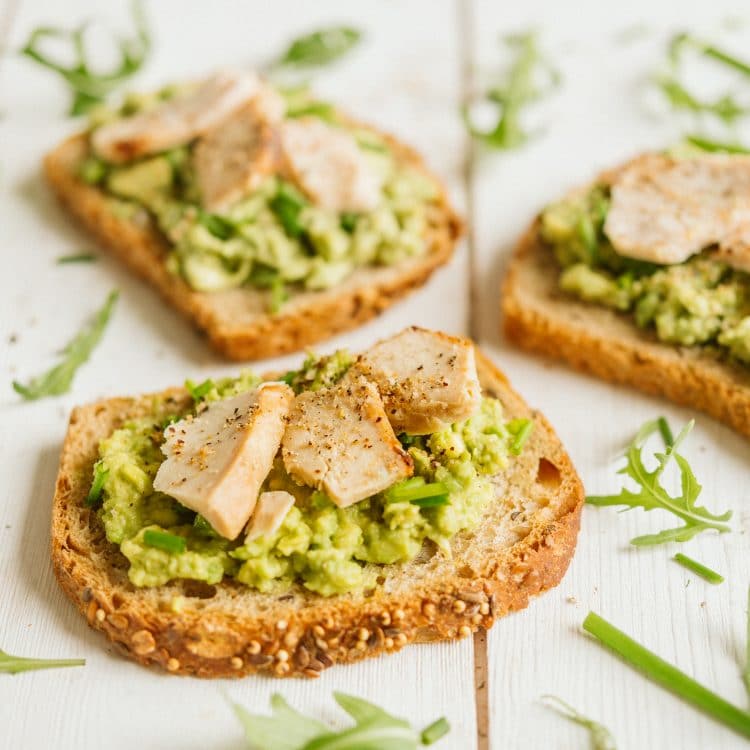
{"left": 587, "top": 418, "right": 732, "bottom": 546}
{"left": 85, "top": 461, "right": 109, "bottom": 508}
{"left": 464, "top": 30, "right": 559, "bottom": 151}
{"left": 234, "top": 692, "right": 450, "bottom": 749}
{"left": 541, "top": 695, "right": 616, "bottom": 750}
{"left": 672, "top": 553, "right": 724, "bottom": 584}
{"left": 13, "top": 290, "right": 118, "bottom": 400}
{"left": 583, "top": 611, "right": 750, "bottom": 740}
{"left": 276, "top": 27, "right": 362, "bottom": 70}
{"left": 56, "top": 253, "right": 97, "bottom": 264}
{"left": 185, "top": 378, "right": 215, "bottom": 402}
{"left": 143, "top": 529, "right": 186, "bottom": 554}
{"left": 20, "top": 0, "right": 151, "bottom": 116}
{"left": 0, "top": 648, "right": 85, "bottom": 674}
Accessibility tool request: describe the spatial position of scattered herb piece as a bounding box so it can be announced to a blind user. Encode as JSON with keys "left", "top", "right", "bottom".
{"left": 13, "top": 290, "right": 118, "bottom": 400}
{"left": 276, "top": 27, "right": 362, "bottom": 70}
{"left": 464, "top": 30, "right": 559, "bottom": 151}
{"left": 656, "top": 32, "right": 750, "bottom": 125}
{"left": 656, "top": 416, "right": 674, "bottom": 448}
{"left": 286, "top": 100, "right": 336, "bottom": 120}
{"left": 20, "top": 0, "right": 151, "bottom": 115}
{"left": 0, "top": 648, "right": 85, "bottom": 674}
{"left": 340, "top": 212, "right": 358, "bottom": 233}
{"left": 270, "top": 183, "right": 308, "bottom": 238}
{"left": 672, "top": 553, "right": 724, "bottom": 584}
{"left": 143, "top": 529, "right": 186, "bottom": 554}
{"left": 684, "top": 134, "right": 750, "bottom": 154}
{"left": 57, "top": 253, "right": 96, "bottom": 264}
{"left": 198, "top": 211, "right": 235, "bottom": 240}
{"left": 85, "top": 461, "right": 109, "bottom": 508}
{"left": 234, "top": 691, "right": 450, "bottom": 749}
{"left": 78, "top": 156, "right": 107, "bottom": 184}
{"left": 185, "top": 378, "right": 214, "bottom": 402}
{"left": 541, "top": 695, "right": 616, "bottom": 750}
{"left": 583, "top": 611, "right": 750, "bottom": 740}
{"left": 193, "top": 514, "right": 218, "bottom": 537}
{"left": 268, "top": 276, "right": 288, "bottom": 314}
{"left": 587, "top": 419, "right": 732, "bottom": 546}
{"left": 744, "top": 586, "right": 750, "bottom": 699}
{"left": 508, "top": 418, "right": 534, "bottom": 455}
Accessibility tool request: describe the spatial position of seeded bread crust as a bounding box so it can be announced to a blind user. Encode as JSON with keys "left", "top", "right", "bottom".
{"left": 43, "top": 126, "right": 462, "bottom": 361}
{"left": 503, "top": 224, "right": 750, "bottom": 438}
{"left": 50, "top": 350, "right": 584, "bottom": 678}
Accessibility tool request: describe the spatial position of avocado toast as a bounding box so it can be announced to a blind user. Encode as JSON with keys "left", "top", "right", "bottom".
{"left": 51, "top": 327, "right": 583, "bottom": 678}
{"left": 44, "top": 71, "right": 462, "bottom": 360}
{"left": 503, "top": 151, "right": 750, "bottom": 438}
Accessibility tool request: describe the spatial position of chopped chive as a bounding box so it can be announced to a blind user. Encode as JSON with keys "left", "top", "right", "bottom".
{"left": 185, "top": 378, "right": 214, "bottom": 401}
{"left": 421, "top": 716, "right": 451, "bottom": 745}
{"left": 280, "top": 370, "right": 297, "bottom": 386}
{"left": 268, "top": 276, "right": 289, "bottom": 314}
{"left": 411, "top": 495, "right": 449, "bottom": 508}
{"left": 0, "top": 648, "right": 85, "bottom": 674}
{"left": 673, "top": 553, "right": 724, "bottom": 584}
{"left": 685, "top": 134, "right": 750, "bottom": 154}
{"left": 583, "top": 611, "right": 750, "bottom": 739}
{"left": 193, "top": 514, "right": 217, "bottom": 536}
{"left": 509, "top": 419, "right": 534, "bottom": 455}
{"left": 656, "top": 416, "right": 674, "bottom": 448}
{"left": 389, "top": 480, "right": 448, "bottom": 503}
{"left": 57, "top": 253, "right": 97, "bottom": 264}
{"left": 143, "top": 529, "right": 186, "bottom": 554}
{"left": 270, "top": 183, "right": 307, "bottom": 238}
{"left": 198, "top": 211, "right": 234, "bottom": 240}
{"left": 85, "top": 462, "right": 109, "bottom": 508}
{"left": 340, "top": 212, "right": 358, "bottom": 233}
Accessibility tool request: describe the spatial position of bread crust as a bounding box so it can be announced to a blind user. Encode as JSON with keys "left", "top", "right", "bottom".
{"left": 43, "top": 127, "right": 463, "bottom": 361}
{"left": 50, "top": 350, "right": 584, "bottom": 678}
{"left": 503, "top": 224, "right": 750, "bottom": 438}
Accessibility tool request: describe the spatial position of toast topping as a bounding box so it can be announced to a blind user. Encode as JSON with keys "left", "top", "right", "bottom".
{"left": 346, "top": 327, "right": 482, "bottom": 434}
{"left": 245, "top": 490, "right": 295, "bottom": 541}
{"left": 194, "top": 100, "right": 280, "bottom": 211}
{"left": 281, "top": 378, "right": 413, "bottom": 507}
{"left": 91, "top": 70, "right": 265, "bottom": 164}
{"left": 280, "top": 117, "right": 384, "bottom": 212}
{"left": 605, "top": 153, "right": 750, "bottom": 265}
{"left": 153, "top": 382, "right": 293, "bottom": 539}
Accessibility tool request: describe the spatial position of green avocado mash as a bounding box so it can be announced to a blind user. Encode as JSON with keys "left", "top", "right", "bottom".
{"left": 90, "top": 353, "right": 529, "bottom": 596}
{"left": 540, "top": 184, "right": 750, "bottom": 364}
{"left": 79, "top": 85, "right": 439, "bottom": 309}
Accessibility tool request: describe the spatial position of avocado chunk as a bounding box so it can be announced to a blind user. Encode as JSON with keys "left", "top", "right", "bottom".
{"left": 106, "top": 156, "right": 173, "bottom": 206}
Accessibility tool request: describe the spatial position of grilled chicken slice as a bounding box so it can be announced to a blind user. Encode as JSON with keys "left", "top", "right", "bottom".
{"left": 605, "top": 153, "right": 750, "bottom": 266}
{"left": 345, "top": 327, "right": 482, "bottom": 435}
{"left": 280, "top": 117, "right": 383, "bottom": 212}
{"left": 91, "top": 70, "right": 265, "bottom": 164}
{"left": 245, "top": 490, "right": 295, "bottom": 541}
{"left": 194, "top": 100, "right": 279, "bottom": 211}
{"left": 153, "top": 382, "right": 294, "bottom": 539}
{"left": 281, "top": 378, "right": 413, "bottom": 507}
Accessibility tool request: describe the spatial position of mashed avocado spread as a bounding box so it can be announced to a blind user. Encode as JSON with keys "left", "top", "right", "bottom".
{"left": 540, "top": 185, "right": 750, "bottom": 364}
{"left": 79, "top": 86, "right": 439, "bottom": 308}
{"left": 91, "top": 353, "right": 529, "bottom": 596}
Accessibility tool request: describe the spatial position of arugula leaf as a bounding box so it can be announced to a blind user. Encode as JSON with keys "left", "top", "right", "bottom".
{"left": 464, "top": 30, "right": 559, "bottom": 150}
{"left": 20, "top": 0, "right": 151, "bottom": 116}
{"left": 277, "top": 27, "right": 362, "bottom": 69}
{"left": 587, "top": 418, "right": 732, "bottom": 546}
{"left": 656, "top": 32, "right": 750, "bottom": 125}
{"left": 0, "top": 647, "right": 84, "bottom": 674}
{"left": 234, "top": 692, "right": 450, "bottom": 749}
{"left": 13, "top": 290, "right": 118, "bottom": 400}
{"left": 541, "top": 695, "right": 616, "bottom": 750}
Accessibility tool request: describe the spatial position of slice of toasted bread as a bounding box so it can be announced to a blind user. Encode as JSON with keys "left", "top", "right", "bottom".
{"left": 43, "top": 128, "right": 462, "bottom": 361}
{"left": 503, "top": 224, "right": 750, "bottom": 438}
{"left": 51, "top": 350, "right": 583, "bottom": 678}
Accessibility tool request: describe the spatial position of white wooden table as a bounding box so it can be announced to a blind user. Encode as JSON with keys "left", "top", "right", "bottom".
{"left": 1, "top": 1, "right": 748, "bottom": 748}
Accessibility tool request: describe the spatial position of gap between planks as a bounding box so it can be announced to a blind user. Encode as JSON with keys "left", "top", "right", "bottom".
{"left": 457, "top": 0, "right": 489, "bottom": 748}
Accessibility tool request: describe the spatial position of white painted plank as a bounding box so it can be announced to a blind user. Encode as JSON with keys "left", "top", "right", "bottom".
{"left": 469, "top": 1, "right": 750, "bottom": 748}
{"left": 0, "top": 1, "right": 476, "bottom": 748}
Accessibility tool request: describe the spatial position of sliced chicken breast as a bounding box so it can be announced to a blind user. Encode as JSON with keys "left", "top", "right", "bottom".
{"left": 194, "top": 100, "right": 279, "bottom": 211}
{"left": 605, "top": 153, "right": 750, "bottom": 266}
{"left": 153, "top": 382, "right": 294, "bottom": 539}
{"left": 92, "top": 70, "right": 267, "bottom": 164}
{"left": 245, "top": 490, "right": 295, "bottom": 541}
{"left": 280, "top": 117, "right": 383, "bottom": 213}
{"left": 345, "top": 327, "right": 482, "bottom": 435}
{"left": 281, "top": 378, "right": 413, "bottom": 507}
